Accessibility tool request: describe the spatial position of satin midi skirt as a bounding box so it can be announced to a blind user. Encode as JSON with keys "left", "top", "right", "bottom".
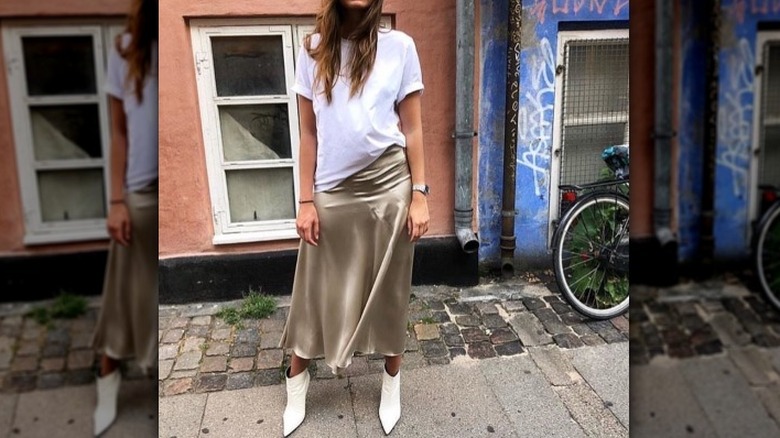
{"left": 92, "top": 184, "right": 158, "bottom": 371}
{"left": 279, "top": 146, "right": 414, "bottom": 373}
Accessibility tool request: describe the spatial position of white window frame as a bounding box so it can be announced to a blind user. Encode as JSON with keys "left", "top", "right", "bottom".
{"left": 548, "top": 29, "right": 630, "bottom": 247}
{"left": 3, "top": 21, "right": 123, "bottom": 245}
{"left": 191, "top": 17, "right": 390, "bottom": 245}
{"left": 749, "top": 31, "right": 780, "bottom": 234}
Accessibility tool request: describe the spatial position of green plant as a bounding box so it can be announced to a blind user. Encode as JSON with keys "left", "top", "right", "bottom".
{"left": 419, "top": 316, "right": 436, "bottom": 325}
{"left": 216, "top": 289, "right": 277, "bottom": 327}
{"left": 566, "top": 203, "right": 629, "bottom": 307}
{"left": 27, "top": 292, "right": 88, "bottom": 327}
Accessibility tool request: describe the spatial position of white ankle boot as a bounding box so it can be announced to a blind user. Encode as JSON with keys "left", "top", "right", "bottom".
{"left": 283, "top": 367, "right": 311, "bottom": 437}
{"left": 94, "top": 369, "right": 121, "bottom": 436}
{"left": 379, "top": 368, "right": 401, "bottom": 435}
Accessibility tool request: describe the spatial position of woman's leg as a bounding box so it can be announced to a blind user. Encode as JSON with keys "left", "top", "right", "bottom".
{"left": 289, "top": 353, "right": 311, "bottom": 377}
{"left": 100, "top": 354, "right": 120, "bottom": 376}
{"left": 384, "top": 354, "right": 402, "bottom": 376}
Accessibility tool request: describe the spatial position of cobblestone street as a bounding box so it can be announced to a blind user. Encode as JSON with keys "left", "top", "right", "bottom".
{"left": 157, "top": 272, "right": 629, "bottom": 397}
{"left": 0, "top": 298, "right": 147, "bottom": 394}
{"left": 631, "top": 271, "right": 780, "bottom": 437}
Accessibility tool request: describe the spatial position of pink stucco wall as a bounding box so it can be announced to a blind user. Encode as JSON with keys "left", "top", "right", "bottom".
{"left": 0, "top": 0, "right": 129, "bottom": 255}
{"left": 159, "top": 0, "right": 465, "bottom": 258}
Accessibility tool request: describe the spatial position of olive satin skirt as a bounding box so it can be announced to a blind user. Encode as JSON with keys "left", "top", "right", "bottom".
{"left": 91, "top": 184, "right": 158, "bottom": 372}
{"left": 279, "top": 146, "right": 414, "bottom": 373}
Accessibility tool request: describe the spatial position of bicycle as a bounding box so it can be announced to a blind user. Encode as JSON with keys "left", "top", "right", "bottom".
{"left": 551, "top": 145, "right": 630, "bottom": 320}
{"left": 753, "top": 184, "right": 780, "bottom": 311}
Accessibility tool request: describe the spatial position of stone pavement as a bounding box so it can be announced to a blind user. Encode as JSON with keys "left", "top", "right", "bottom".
{"left": 631, "top": 272, "right": 780, "bottom": 437}
{"left": 159, "top": 272, "right": 629, "bottom": 437}
{"left": 0, "top": 297, "right": 147, "bottom": 393}
{"left": 158, "top": 271, "right": 628, "bottom": 397}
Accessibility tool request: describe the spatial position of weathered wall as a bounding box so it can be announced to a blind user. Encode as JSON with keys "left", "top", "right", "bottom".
{"left": 711, "top": 0, "right": 780, "bottom": 259}
{"left": 478, "top": 0, "right": 629, "bottom": 267}
{"left": 676, "top": 0, "right": 710, "bottom": 262}
{"left": 158, "top": 0, "right": 458, "bottom": 258}
{"left": 0, "top": 0, "right": 129, "bottom": 255}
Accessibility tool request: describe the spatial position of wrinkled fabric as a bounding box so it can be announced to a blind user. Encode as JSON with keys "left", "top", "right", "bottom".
{"left": 92, "top": 185, "right": 158, "bottom": 372}
{"left": 280, "top": 146, "right": 414, "bottom": 373}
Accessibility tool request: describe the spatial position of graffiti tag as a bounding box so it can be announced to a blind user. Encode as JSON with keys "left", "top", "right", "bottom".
{"left": 730, "top": 0, "right": 780, "bottom": 24}
{"left": 518, "top": 38, "right": 555, "bottom": 198}
{"left": 530, "top": 0, "right": 627, "bottom": 24}
{"left": 717, "top": 38, "right": 754, "bottom": 198}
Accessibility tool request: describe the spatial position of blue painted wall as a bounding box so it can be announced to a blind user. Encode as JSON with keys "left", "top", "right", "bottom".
{"left": 677, "top": 0, "right": 710, "bottom": 262}
{"left": 711, "top": 1, "right": 780, "bottom": 259}
{"left": 477, "top": 0, "right": 629, "bottom": 267}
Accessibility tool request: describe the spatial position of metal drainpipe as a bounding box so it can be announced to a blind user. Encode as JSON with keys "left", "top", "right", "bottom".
{"left": 699, "top": 0, "right": 720, "bottom": 272}
{"left": 654, "top": 0, "right": 676, "bottom": 246}
{"left": 500, "top": 0, "right": 521, "bottom": 275}
{"left": 454, "top": 0, "right": 480, "bottom": 254}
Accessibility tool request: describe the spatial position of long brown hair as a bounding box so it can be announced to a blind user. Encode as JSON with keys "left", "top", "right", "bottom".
{"left": 116, "top": 0, "right": 158, "bottom": 102}
{"left": 305, "top": 0, "right": 384, "bottom": 103}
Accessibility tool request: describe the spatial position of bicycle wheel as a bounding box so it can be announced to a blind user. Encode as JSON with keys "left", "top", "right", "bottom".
{"left": 553, "top": 192, "right": 629, "bottom": 319}
{"left": 754, "top": 201, "right": 780, "bottom": 311}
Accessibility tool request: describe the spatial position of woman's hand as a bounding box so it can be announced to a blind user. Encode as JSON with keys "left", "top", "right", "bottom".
{"left": 107, "top": 202, "right": 131, "bottom": 246}
{"left": 297, "top": 203, "right": 320, "bottom": 246}
{"left": 407, "top": 193, "right": 429, "bottom": 242}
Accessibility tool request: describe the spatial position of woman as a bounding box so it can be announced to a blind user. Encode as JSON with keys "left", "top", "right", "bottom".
{"left": 91, "top": 0, "right": 158, "bottom": 435}
{"left": 278, "top": 0, "right": 429, "bottom": 435}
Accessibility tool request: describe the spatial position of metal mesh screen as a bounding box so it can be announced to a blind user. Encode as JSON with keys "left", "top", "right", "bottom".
{"left": 759, "top": 43, "right": 780, "bottom": 191}
{"left": 559, "top": 39, "right": 629, "bottom": 187}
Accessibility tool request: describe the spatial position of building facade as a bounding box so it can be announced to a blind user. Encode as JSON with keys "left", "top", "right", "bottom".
{"left": 0, "top": 0, "right": 129, "bottom": 301}
{"left": 478, "top": 0, "right": 630, "bottom": 267}
{"left": 631, "top": 0, "right": 780, "bottom": 285}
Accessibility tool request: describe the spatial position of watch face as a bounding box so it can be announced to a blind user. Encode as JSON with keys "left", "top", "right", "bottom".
{"left": 413, "top": 184, "right": 429, "bottom": 195}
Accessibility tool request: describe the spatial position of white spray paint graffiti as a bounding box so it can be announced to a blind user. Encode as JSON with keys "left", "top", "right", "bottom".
{"left": 717, "top": 37, "right": 754, "bottom": 197}
{"left": 518, "top": 37, "right": 555, "bottom": 198}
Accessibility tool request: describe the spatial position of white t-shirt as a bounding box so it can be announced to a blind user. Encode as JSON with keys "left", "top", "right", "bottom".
{"left": 105, "top": 33, "right": 159, "bottom": 193}
{"left": 291, "top": 29, "right": 424, "bottom": 192}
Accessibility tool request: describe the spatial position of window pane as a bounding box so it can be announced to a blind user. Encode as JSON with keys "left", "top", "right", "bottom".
{"left": 23, "top": 36, "right": 97, "bottom": 96}
{"left": 212, "top": 35, "right": 286, "bottom": 96}
{"left": 561, "top": 123, "right": 627, "bottom": 186}
{"left": 564, "top": 40, "right": 629, "bottom": 117}
{"left": 38, "top": 169, "right": 105, "bottom": 222}
{"left": 760, "top": 126, "right": 780, "bottom": 189}
{"left": 225, "top": 168, "right": 294, "bottom": 222}
{"left": 220, "top": 104, "right": 291, "bottom": 162}
{"left": 30, "top": 105, "right": 102, "bottom": 160}
{"left": 766, "top": 44, "right": 780, "bottom": 119}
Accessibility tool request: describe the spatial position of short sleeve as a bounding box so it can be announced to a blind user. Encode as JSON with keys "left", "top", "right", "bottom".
{"left": 105, "top": 40, "right": 125, "bottom": 99}
{"left": 291, "top": 44, "right": 314, "bottom": 100}
{"left": 396, "top": 38, "right": 424, "bottom": 104}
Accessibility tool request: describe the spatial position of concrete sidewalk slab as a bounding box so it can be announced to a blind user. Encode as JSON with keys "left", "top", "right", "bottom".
{"left": 157, "top": 349, "right": 629, "bottom": 438}
{"left": 479, "top": 355, "right": 586, "bottom": 438}
{"left": 554, "top": 382, "right": 627, "bottom": 437}
{"left": 350, "top": 360, "right": 516, "bottom": 438}
{"left": 679, "top": 355, "right": 780, "bottom": 437}
{"left": 158, "top": 392, "right": 208, "bottom": 438}
{"left": 198, "top": 378, "right": 356, "bottom": 438}
{"left": 8, "top": 379, "right": 156, "bottom": 438}
{"left": 568, "top": 342, "right": 629, "bottom": 427}
{"left": 0, "top": 394, "right": 17, "bottom": 433}
{"left": 630, "top": 359, "right": 717, "bottom": 437}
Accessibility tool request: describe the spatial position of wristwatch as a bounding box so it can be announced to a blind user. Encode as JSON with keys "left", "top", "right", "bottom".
{"left": 412, "top": 184, "right": 430, "bottom": 196}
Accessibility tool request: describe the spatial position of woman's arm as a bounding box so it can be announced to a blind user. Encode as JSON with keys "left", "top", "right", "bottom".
{"left": 398, "top": 90, "right": 429, "bottom": 241}
{"left": 107, "top": 96, "right": 131, "bottom": 246}
{"left": 296, "top": 95, "right": 320, "bottom": 246}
